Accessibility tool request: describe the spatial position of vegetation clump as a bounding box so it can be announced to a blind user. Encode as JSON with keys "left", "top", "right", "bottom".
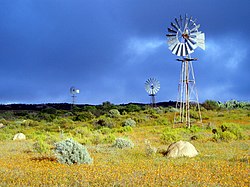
{"left": 54, "top": 138, "right": 93, "bottom": 165}
{"left": 213, "top": 123, "right": 246, "bottom": 142}
{"left": 113, "top": 137, "right": 134, "bottom": 149}
{"left": 123, "top": 118, "right": 136, "bottom": 127}
{"left": 108, "top": 109, "right": 120, "bottom": 118}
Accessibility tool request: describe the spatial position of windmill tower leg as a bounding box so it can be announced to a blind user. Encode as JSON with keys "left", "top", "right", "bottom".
{"left": 174, "top": 59, "right": 202, "bottom": 128}
{"left": 150, "top": 94, "right": 156, "bottom": 107}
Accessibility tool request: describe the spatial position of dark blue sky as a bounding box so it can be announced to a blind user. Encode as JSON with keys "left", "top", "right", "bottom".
{"left": 0, "top": 0, "right": 249, "bottom": 104}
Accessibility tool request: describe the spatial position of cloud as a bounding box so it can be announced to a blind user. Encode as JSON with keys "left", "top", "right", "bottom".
{"left": 126, "top": 37, "right": 164, "bottom": 56}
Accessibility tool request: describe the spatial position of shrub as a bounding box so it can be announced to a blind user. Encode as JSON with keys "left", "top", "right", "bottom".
{"left": 73, "top": 126, "right": 92, "bottom": 137}
{"left": 202, "top": 100, "right": 220, "bottom": 110}
{"left": 221, "top": 123, "right": 245, "bottom": 140}
{"left": 219, "top": 131, "right": 237, "bottom": 142}
{"left": 116, "top": 126, "right": 133, "bottom": 133}
{"left": 108, "top": 109, "right": 120, "bottom": 118}
{"left": 72, "top": 112, "right": 95, "bottom": 121}
{"left": 189, "top": 110, "right": 200, "bottom": 119}
{"left": 94, "top": 117, "right": 115, "bottom": 129}
{"left": 156, "top": 118, "right": 170, "bottom": 126}
{"left": 33, "top": 138, "right": 51, "bottom": 154}
{"left": 123, "top": 118, "right": 136, "bottom": 127}
{"left": 144, "top": 139, "right": 157, "bottom": 157}
{"left": 91, "top": 132, "right": 104, "bottom": 145}
{"left": 103, "top": 134, "right": 116, "bottom": 144}
{"left": 54, "top": 138, "right": 93, "bottom": 165}
{"left": 21, "top": 119, "right": 40, "bottom": 127}
{"left": 113, "top": 138, "right": 134, "bottom": 149}
{"left": 161, "top": 128, "right": 182, "bottom": 143}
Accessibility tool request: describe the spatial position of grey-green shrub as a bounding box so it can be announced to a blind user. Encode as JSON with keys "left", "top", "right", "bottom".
{"left": 123, "top": 118, "right": 136, "bottom": 127}
{"left": 54, "top": 138, "right": 93, "bottom": 165}
{"left": 108, "top": 109, "right": 120, "bottom": 118}
{"left": 113, "top": 138, "right": 134, "bottom": 149}
{"left": 144, "top": 139, "right": 157, "bottom": 157}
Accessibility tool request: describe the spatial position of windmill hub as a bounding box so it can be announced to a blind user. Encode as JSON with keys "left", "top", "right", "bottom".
{"left": 182, "top": 33, "right": 189, "bottom": 39}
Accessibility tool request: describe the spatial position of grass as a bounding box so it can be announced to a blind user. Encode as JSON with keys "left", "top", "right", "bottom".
{"left": 0, "top": 109, "right": 249, "bottom": 186}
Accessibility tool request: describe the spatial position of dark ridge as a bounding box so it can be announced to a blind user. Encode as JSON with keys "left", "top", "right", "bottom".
{"left": 0, "top": 101, "right": 177, "bottom": 111}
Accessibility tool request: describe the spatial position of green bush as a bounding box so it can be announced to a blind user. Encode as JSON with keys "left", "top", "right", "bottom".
{"left": 189, "top": 110, "right": 200, "bottom": 119}
{"left": 156, "top": 118, "right": 170, "bottom": 126}
{"left": 113, "top": 138, "right": 134, "bottom": 149}
{"left": 21, "top": 119, "right": 40, "bottom": 127}
{"left": 220, "top": 123, "right": 245, "bottom": 140}
{"left": 91, "top": 132, "right": 104, "bottom": 145}
{"left": 161, "top": 128, "right": 182, "bottom": 143}
{"left": 219, "top": 131, "right": 237, "bottom": 142}
{"left": 94, "top": 117, "right": 115, "bottom": 129}
{"left": 72, "top": 126, "right": 92, "bottom": 137}
{"left": 116, "top": 126, "right": 133, "bottom": 133}
{"left": 54, "top": 138, "right": 93, "bottom": 165}
{"left": 72, "top": 111, "right": 95, "bottom": 121}
{"left": 108, "top": 109, "right": 120, "bottom": 118}
{"left": 33, "top": 138, "right": 51, "bottom": 154}
{"left": 122, "top": 118, "right": 136, "bottom": 127}
{"left": 97, "top": 127, "right": 113, "bottom": 135}
{"left": 103, "top": 134, "right": 116, "bottom": 144}
{"left": 202, "top": 100, "right": 220, "bottom": 110}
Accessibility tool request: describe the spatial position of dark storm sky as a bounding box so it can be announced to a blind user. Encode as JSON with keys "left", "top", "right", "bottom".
{"left": 0, "top": 0, "right": 249, "bottom": 104}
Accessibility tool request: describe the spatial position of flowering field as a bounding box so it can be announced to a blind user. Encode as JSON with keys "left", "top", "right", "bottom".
{"left": 0, "top": 108, "right": 249, "bottom": 186}
{"left": 0, "top": 133, "right": 249, "bottom": 186}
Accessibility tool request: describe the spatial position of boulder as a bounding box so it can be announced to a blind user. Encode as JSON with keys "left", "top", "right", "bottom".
{"left": 165, "top": 140, "right": 198, "bottom": 158}
{"left": 13, "top": 133, "right": 26, "bottom": 141}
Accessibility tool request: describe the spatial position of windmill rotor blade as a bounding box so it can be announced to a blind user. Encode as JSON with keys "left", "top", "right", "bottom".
{"left": 188, "top": 37, "right": 197, "bottom": 45}
{"left": 187, "top": 16, "right": 192, "bottom": 28}
{"left": 172, "top": 42, "right": 180, "bottom": 55}
{"left": 185, "top": 41, "right": 194, "bottom": 54}
{"left": 184, "top": 14, "right": 189, "bottom": 30}
{"left": 168, "top": 40, "right": 179, "bottom": 50}
{"left": 182, "top": 43, "right": 188, "bottom": 56}
{"left": 187, "top": 39, "right": 197, "bottom": 50}
{"left": 179, "top": 43, "right": 184, "bottom": 56}
{"left": 176, "top": 43, "right": 183, "bottom": 56}
{"left": 168, "top": 42, "right": 178, "bottom": 51}
{"left": 190, "top": 31, "right": 201, "bottom": 38}
{"left": 190, "top": 24, "right": 200, "bottom": 33}
{"left": 171, "top": 22, "right": 179, "bottom": 31}
{"left": 179, "top": 15, "right": 183, "bottom": 29}
{"left": 175, "top": 18, "right": 181, "bottom": 29}
{"left": 166, "top": 33, "right": 176, "bottom": 37}
{"left": 168, "top": 28, "right": 177, "bottom": 33}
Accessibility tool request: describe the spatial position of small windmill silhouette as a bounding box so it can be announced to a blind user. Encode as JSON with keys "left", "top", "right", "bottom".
{"left": 145, "top": 78, "right": 160, "bottom": 107}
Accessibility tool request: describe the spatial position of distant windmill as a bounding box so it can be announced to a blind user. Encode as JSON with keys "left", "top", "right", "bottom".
{"left": 166, "top": 14, "right": 205, "bottom": 128}
{"left": 145, "top": 78, "right": 160, "bottom": 107}
{"left": 70, "top": 86, "right": 80, "bottom": 105}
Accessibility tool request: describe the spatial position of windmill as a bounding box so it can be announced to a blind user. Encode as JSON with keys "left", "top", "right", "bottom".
{"left": 145, "top": 78, "right": 160, "bottom": 107}
{"left": 166, "top": 14, "right": 205, "bottom": 128}
{"left": 70, "top": 86, "right": 80, "bottom": 105}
